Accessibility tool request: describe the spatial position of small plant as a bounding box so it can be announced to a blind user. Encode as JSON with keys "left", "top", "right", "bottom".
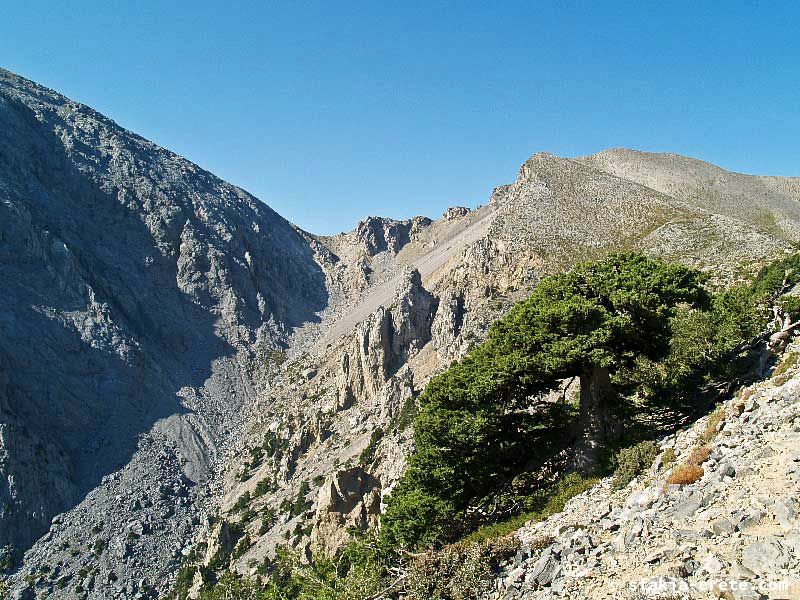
{"left": 667, "top": 464, "right": 704, "bottom": 485}
{"left": 92, "top": 538, "right": 106, "bottom": 555}
{"left": 686, "top": 445, "right": 711, "bottom": 466}
{"left": 359, "top": 428, "right": 384, "bottom": 466}
{"left": 232, "top": 491, "right": 251, "bottom": 513}
{"left": 463, "top": 473, "right": 597, "bottom": 543}
{"left": 772, "top": 352, "right": 800, "bottom": 379}
{"left": 254, "top": 478, "right": 273, "bottom": 497}
{"left": 661, "top": 448, "right": 677, "bottom": 467}
{"left": 612, "top": 441, "right": 660, "bottom": 489}
{"left": 406, "top": 537, "right": 519, "bottom": 600}
{"left": 265, "top": 349, "right": 287, "bottom": 368}
{"left": 700, "top": 407, "right": 725, "bottom": 443}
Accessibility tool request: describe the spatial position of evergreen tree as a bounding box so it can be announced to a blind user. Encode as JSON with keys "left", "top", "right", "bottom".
{"left": 382, "top": 253, "right": 708, "bottom": 549}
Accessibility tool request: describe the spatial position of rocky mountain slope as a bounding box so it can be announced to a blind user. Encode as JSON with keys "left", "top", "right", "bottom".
{"left": 487, "top": 347, "right": 800, "bottom": 600}
{"left": 0, "top": 68, "right": 328, "bottom": 596}
{"left": 187, "top": 157, "right": 798, "bottom": 592}
{"left": 1, "top": 68, "right": 799, "bottom": 598}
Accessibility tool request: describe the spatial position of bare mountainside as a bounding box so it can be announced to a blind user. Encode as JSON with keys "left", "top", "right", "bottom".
{"left": 0, "top": 68, "right": 328, "bottom": 595}
{"left": 0, "top": 68, "right": 797, "bottom": 598}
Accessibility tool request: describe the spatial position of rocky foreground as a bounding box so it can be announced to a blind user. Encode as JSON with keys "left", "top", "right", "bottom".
{"left": 488, "top": 352, "right": 800, "bottom": 600}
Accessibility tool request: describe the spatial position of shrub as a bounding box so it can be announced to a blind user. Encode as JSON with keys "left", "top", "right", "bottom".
{"left": 661, "top": 448, "right": 677, "bottom": 467}
{"left": 93, "top": 538, "right": 106, "bottom": 555}
{"left": 612, "top": 441, "right": 660, "bottom": 489}
{"left": 686, "top": 445, "right": 711, "bottom": 466}
{"left": 233, "top": 492, "right": 251, "bottom": 513}
{"left": 667, "top": 464, "right": 704, "bottom": 485}
{"left": 772, "top": 351, "right": 799, "bottom": 384}
{"left": 700, "top": 408, "right": 725, "bottom": 443}
{"left": 358, "top": 428, "right": 384, "bottom": 466}
{"left": 254, "top": 478, "right": 273, "bottom": 497}
{"left": 463, "top": 473, "right": 597, "bottom": 543}
{"left": 406, "top": 537, "right": 519, "bottom": 600}
{"left": 290, "top": 481, "right": 312, "bottom": 518}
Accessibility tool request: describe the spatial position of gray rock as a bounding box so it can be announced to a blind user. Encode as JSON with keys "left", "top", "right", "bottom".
{"left": 711, "top": 517, "right": 736, "bottom": 535}
{"left": 741, "top": 538, "right": 789, "bottom": 573}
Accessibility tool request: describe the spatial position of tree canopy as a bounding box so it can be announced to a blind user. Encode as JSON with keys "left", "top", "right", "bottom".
{"left": 381, "top": 253, "right": 709, "bottom": 549}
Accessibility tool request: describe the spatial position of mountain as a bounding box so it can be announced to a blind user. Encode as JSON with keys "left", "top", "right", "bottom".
{"left": 0, "top": 68, "right": 328, "bottom": 593}
{"left": 0, "top": 68, "right": 797, "bottom": 598}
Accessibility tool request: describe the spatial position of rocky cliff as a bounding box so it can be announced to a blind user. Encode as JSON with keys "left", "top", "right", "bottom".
{"left": 0, "top": 68, "right": 328, "bottom": 597}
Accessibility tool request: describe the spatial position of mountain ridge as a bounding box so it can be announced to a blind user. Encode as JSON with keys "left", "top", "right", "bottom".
{"left": 0, "top": 67, "right": 798, "bottom": 598}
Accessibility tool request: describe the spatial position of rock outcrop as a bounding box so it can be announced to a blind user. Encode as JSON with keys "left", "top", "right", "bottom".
{"left": 355, "top": 216, "right": 432, "bottom": 256}
{"left": 335, "top": 268, "right": 436, "bottom": 410}
{"left": 310, "top": 467, "right": 381, "bottom": 555}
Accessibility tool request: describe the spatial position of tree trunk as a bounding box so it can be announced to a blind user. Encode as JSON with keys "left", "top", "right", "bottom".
{"left": 571, "top": 365, "right": 621, "bottom": 475}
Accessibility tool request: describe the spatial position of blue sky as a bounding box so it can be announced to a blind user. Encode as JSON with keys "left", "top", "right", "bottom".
{"left": 1, "top": 2, "right": 798, "bottom": 235}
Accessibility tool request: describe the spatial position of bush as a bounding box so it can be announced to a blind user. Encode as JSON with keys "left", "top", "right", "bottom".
{"left": 667, "top": 464, "right": 704, "bottom": 485}
{"left": 772, "top": 351, "right": 799, "bottom": 384}
{"left": 686, "top": 445, "right": 711, "bottom": 466}
{"left": 358, "top": 428, "right": 384, "bottom": 466}
{"left": 700, "top": 408, "right": 725, "bottom": 443}
{"left": 463, "top": 473, "right": 597, "bottom": 543}
{"left": 612, "top": 441, "right": 660, "bottom": 489}
{"left": 406, "top": 537, "right": 519, "bottom": 600}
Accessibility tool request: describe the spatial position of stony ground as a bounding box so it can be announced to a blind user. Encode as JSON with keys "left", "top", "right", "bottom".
{"left": 487, "top": 354, "right": 800, "bottom": 600}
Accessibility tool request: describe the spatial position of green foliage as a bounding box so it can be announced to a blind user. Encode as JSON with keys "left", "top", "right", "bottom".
{"left": 289, "top": 481, "right": 312, "bottom": 518}
{"left": 700, "top": 407, "right": 726, "bottom": 443}
{"left": 773, "top": 351, "right": 800, "bottom": 382}
{"left": 92, "top": 538, "right": 106, "bottom": 555}
{"left": 462, "top": 473, "right": 597, "bottom": 543}
{"left": 254, "top": 478, "right": 274, "bottom": 497}
{"left": 233, "top": 492, "right": 252, "bottom": 513}
{"left": 405, "top": 537, "right": 519, "bottom": 600}
{"left": 382, "top": 253, "right": 707, "bottom": 549}
{"left": 197, "top": 536, "right": 390, "bottom": 600}
{"left": 611, "top": 441, "right": 659, "bottom": 489}
{"left": 358, "top": 428, "right": 384, "bottom": 466}
{"left": 265, "top": 349, "right": 288, "bottom": 369}
{"left": 661, "top": 448, "right": 677, "bottom": 467}
{"left": 632, "top": 286, "right": 763, "bottom": 402}
{"left": 749, "top": 253, "right": 800, "bottom": 301}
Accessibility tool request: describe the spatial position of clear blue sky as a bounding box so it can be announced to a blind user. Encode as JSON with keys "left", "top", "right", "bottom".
{"left": 1, "top": 2, "right": 798, "bottom": 235}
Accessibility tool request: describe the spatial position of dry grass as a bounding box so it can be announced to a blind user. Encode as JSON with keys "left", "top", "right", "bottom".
{"left": 686, "top": 445, "right": 711, "bottom": 466}
{"left": 667, "top": 464, "right": 704, "bottom": 485}
{"left": 700, "top": 408, "right": 725, "bottom": 443}
{"left": 772, "top": 351, "right": 799, "bottom": 383}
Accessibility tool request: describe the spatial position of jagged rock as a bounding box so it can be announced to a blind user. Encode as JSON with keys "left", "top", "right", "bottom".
{"left": 310, "top": 467, "right": 381, "bottom": 555}
{"left": 203, "top": 521, "right": 236, "bottom": 568}
{"left": 335, "top": 268, "right": 435, "bottom": 409}
{"left": 442, "top": 206, "right": 471, "bottom": 221}
{"left": 354, "top": 216, "right": 431, "bottom": 256}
